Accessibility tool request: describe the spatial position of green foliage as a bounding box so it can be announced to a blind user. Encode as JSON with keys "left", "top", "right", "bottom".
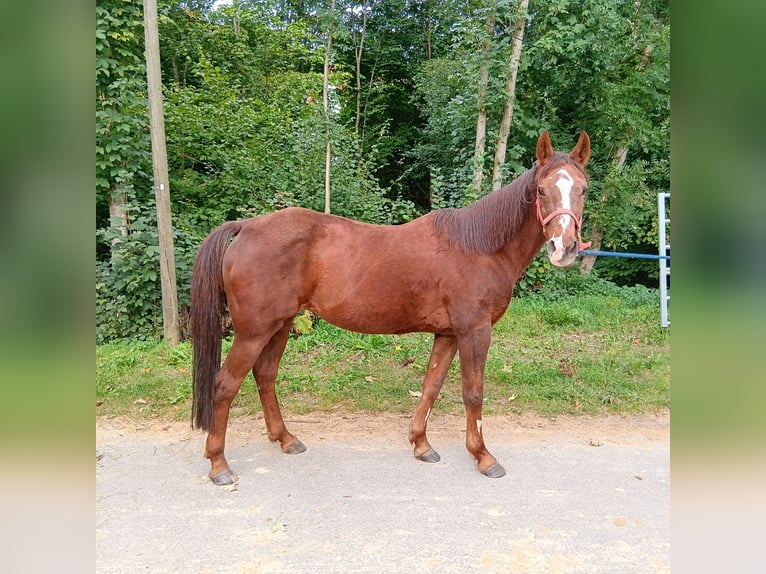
{"left": 96, "top": 217, "right": 164, "bottom": 343}
{"left": 96, "top": 202, "right": 201, "bottom": 343}
{"left": 292, "top": 310, "right": 315, "bottom": 335}
{"left": 96, "top": 0, "right": 152, "bottom": 202}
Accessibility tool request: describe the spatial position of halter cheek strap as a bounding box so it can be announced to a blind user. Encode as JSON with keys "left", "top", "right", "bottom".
{"left": 535, "top": 195, "right": 592, "bottom": 251}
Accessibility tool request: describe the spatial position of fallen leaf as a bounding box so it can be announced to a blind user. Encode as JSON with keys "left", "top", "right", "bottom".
{"left": 364, "top": 376, "right": 374, "bottom": 383}
{"left": 588, "top": 438, "right": 603, "bottom": 447}
{"left": 612, "top": 517, "right": 627, "bottom": 527}
{"left": 558, "top": 358, "right": 577, "bottom": 377}
{"left": 96, "top": 400, "right": 104, "bottom": 407}
{"left": 408, "top": 390, "right": 422, "bottom": 398}
{"left": 508, "top": 394, "right": 517, "bottom": 402}
{"left": 401, "top": 356, "right": 416, "bottom": 367}
{"left": 133, "top": 398, "right": 147, "bottom": 405}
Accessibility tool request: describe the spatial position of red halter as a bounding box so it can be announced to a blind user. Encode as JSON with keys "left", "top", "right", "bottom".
{"left": 535, "top": 194, "right": 591, "bottom": 251}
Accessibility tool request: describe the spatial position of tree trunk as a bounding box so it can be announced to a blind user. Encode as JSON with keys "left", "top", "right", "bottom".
{"left": 108, "top": 185, "right": 128, "bottom": 251}
{"left": 323, "top": 0, "right": 336, "bottom": 214}
{"left": 491, "top": 0, "right": 529, "bottom": 192}
{"left": 354, "top": 3, "right": 368, "bottom": 136}
{"left": 470, "top": 6, "right": 496, "bottom": 196}
{"left": 144, "top": 0, "right": 180, "bottom": 345}
{"left": 232, "top": 0, "right": 241, "bottom": 40}
{"left": 422, "top": 7, "right": 433, "bottom": 61}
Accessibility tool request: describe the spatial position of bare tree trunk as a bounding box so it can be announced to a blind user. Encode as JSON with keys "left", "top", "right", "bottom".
{"left": 323, "top": 0, "right": 336, "bottom": 214}
{"left": 360, "top": 55, "right": 378, "bottom": 146}
{"left": 470, "top": 6, "right": 496, "bottom": 196}
{"left": 144, "top": 0, "right": 180, "bottom": 345}
{"left": 171, "top": 59, "right": 180, "bottom": 84}
{"left": 232, "top": 0, "right": 241, "bottom": 39}
{"left": 491, "top": 0, "right": 529, "bottom": 191}
{"left": 108, "top": 185, "right": 128, "bottom": 250}
{"left": 422, "top": 5, "right": 433, "bottom": 61}
{"left": 354, "top": 2, "right": 368, "bottom": 136}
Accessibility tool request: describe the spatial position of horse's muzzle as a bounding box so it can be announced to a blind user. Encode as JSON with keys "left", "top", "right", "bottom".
{"left": 547, "top": 236, "right": 579, "bottom": 267}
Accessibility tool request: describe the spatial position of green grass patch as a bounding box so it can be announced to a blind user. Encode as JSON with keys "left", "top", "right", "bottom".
{"left": 97, "top": 288, "right": 669, "bottom": 421}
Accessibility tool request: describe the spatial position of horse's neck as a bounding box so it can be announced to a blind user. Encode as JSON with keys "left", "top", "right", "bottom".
{"left": 499, "top": 206, "right": 546, "bottom": 278}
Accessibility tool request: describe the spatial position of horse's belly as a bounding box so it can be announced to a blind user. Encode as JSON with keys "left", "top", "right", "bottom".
{"left": 308, "top": 289, "right": 450, "bottom": 336}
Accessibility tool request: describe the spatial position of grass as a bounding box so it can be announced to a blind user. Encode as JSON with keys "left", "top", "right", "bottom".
{"left": 96, "top": 287, "right": 669, "bottom": 422}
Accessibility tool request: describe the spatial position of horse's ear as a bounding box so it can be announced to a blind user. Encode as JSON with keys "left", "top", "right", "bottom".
{"left": 536, "top": 130, "right": 554, "bottom": 166}
{"left": 570, "top": 131, "right": 591, "bottom": 166}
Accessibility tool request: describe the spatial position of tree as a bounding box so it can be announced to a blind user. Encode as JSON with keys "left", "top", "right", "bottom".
{"left": 470, "top": 1, "right": 496, "bottom": 196}
{"left": 350, "top": 1, "right": 370, "bottom": 136}
{"left": 322, "top": 0, "right": 336, "bottom": 213}
{"left": 491, "top": 0, "right": 528, "bottom": 191}
{"left": 144, "top": 0, "right": 180, "bottom": 344}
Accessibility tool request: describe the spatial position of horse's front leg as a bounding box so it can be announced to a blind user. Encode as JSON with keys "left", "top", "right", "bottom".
{"left": 458, "top": 326, "right": 506, "bottom": 478}
{"left": 409, "top": 334, "right": 458, "bottom": 463}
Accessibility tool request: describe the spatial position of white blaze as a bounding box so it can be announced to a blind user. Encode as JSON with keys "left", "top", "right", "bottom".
{"left": 554, "top": 169, "right": 574, "bottom": 233}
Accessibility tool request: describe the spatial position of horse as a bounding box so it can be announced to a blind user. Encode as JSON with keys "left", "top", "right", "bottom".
{"left": 190, "top": 130, "right": 591, "bottom": 485}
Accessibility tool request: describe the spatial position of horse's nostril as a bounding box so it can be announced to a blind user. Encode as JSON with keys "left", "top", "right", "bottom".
{"left": 547, "top": 239, "right": 556, "bottom": 252}
{"left": 569, "top": 239, "right": 580, "bottom": 254}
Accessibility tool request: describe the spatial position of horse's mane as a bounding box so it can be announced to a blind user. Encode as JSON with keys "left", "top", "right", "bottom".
{"left": 432, "top": 165, "right": 537, "bottom": 254}
{"left": 432, "top": 154, "right": 583, "bottom": 254}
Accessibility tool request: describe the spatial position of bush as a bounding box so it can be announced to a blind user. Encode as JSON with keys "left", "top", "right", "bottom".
{"left": 96, "top": 209, "right": 201, "bottom": 344}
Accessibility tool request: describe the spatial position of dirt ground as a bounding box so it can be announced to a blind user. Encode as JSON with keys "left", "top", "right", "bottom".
{"left": 97, "top": 408, "right": 670, "bottom": 449}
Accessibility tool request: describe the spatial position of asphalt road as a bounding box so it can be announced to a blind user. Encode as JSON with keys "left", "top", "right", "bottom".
{"left": 96, "top": 412, "right": 669, "bottom": 573}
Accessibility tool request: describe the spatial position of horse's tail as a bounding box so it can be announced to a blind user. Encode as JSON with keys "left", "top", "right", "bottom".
{"left": 190, "top": 220, "right": 244, "bottom": 431}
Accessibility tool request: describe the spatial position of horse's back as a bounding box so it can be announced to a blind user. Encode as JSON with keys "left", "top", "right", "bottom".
{"left": 221, "top": 207, "right": 453, "bottom": 334}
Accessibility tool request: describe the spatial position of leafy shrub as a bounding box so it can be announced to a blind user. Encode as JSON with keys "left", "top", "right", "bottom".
{"left": 96, "top": 207, "right": 201, "bottom": 344}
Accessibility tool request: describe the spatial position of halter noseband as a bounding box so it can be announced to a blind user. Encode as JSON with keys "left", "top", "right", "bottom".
{"left": 535, "top": 192, "right": 591, "bottom": 251}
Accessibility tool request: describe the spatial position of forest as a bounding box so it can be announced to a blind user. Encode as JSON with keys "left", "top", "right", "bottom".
{"left": 96, "top": 0, "right": 669, "bottom": 343}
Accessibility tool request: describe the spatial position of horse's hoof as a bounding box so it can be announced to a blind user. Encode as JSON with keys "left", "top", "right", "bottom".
{"left": 481, "top": 462, "right": 506, "bottom": 478}
{"left": 416, "top": 448, "right": 441, "bottom": 463}
{"left": 210, "top": 469, "right": 238, "bottom": 486}
{"left": 284, "top": 438, "right": 307, "bottom": 454}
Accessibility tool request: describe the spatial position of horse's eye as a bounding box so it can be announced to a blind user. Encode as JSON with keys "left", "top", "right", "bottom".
{"left": 582, "top": 187, "right": 588, "bottom": 196}
{"left": 537, "top": 186, "right": 545, "bottom": 197}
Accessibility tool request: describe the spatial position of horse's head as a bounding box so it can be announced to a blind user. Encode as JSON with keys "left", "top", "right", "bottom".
{"left": 534, "top": 130, "right": 591, "bottom": 267}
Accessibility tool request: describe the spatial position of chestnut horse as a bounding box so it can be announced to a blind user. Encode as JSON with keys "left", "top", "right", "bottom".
{"left": 191, "top": 130, "right": 591, "bottom": 485}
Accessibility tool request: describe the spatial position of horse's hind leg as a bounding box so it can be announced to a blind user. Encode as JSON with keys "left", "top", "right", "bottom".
{"left": 253, "top": 321, "right": 306, "bottom": 455}
{"left": 409, "top": 334, "right": 457, "bottom": 463}
{"left": 204, "top": 335, "right": 268, "bottom": 485}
